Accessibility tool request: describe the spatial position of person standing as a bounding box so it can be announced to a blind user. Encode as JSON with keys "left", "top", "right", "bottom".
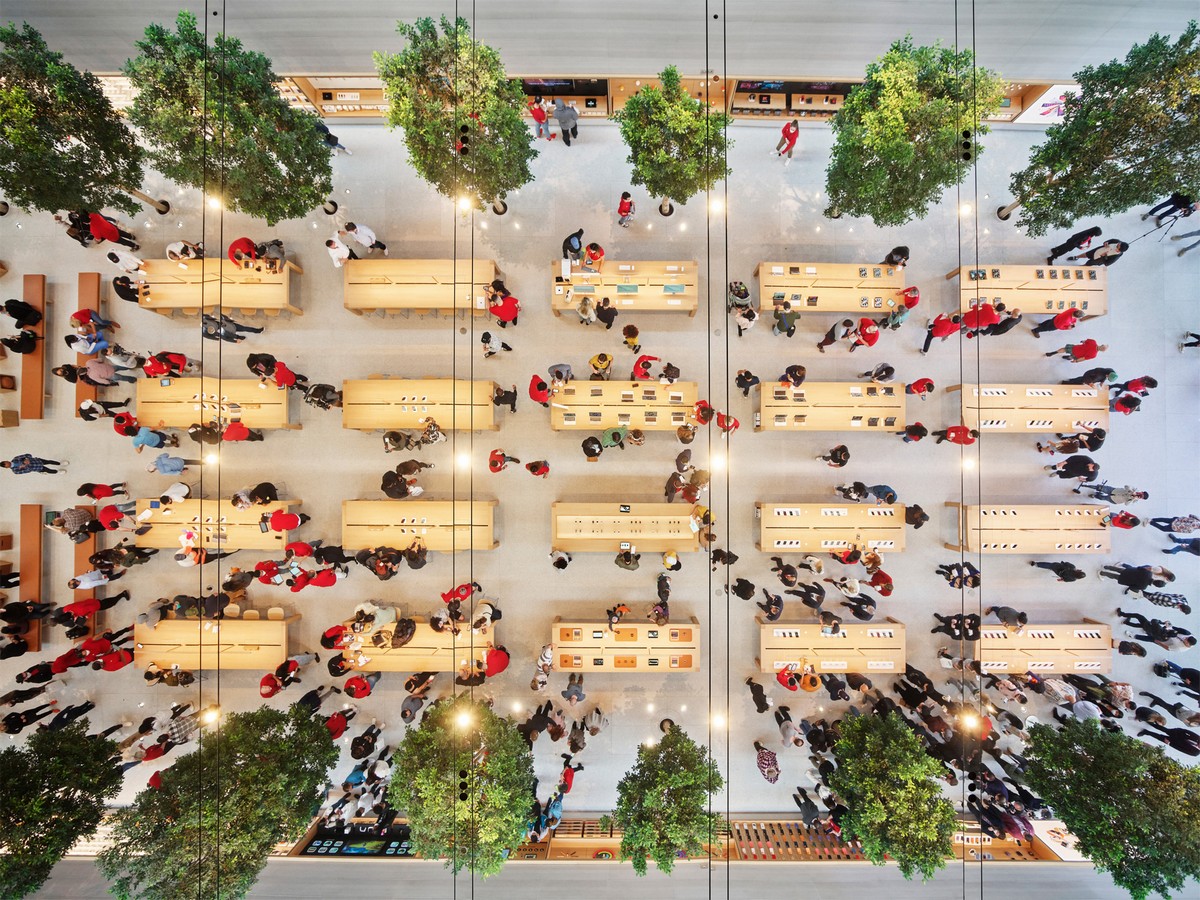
{"left": 882, "top": 246, "right": 910, "bottom": 268}
{"left": 930, "top": 426, "right": 978, "bottom": 446}
{"left": 773, "top": 302, "right": 799, "bottom": 337}
{"left": 341, "top": 222, "right": 387, "bottom": 256}
{"left": 527, "top": 95, "right": 553, "bottom": 140}
{"left": 773, "top": 118, "right": 800, "bottom": 165}
{"left": 1142, "top": 192, "right": 1196, "bottom": 226}
{"left": 489, "top": 449, "right": 520, "bottom": 473}
{"left": 1069, "top": 239, "right": 1128, "bottom": 266}
{"left": 816, "top": 318, "right": 853, "bottom": 353}
{"left": 896, "top": 423, "right": 928, "bottom": 443}
{"left": 480, "top": 332, "right": 513, "bottom": 359}
{"left": 88, "top": 213, "right": 138, "bottom": 249}
{"left": 595, "top": 297, "right": 619, "bottom": 330}
{"left": 617, "top": 192, "right": 635, "bottom": 227}
{"left": 736, "top": 370, "right": 760, "bottom": 397}
{"left": 106, "top": 250, "right": 145, "bottom": 275}
{"left": 818, "top": 445, "right": 849, "bottom": 467}
{"left": 2, "top": 454, "right": 67, "bottom": 475}
{"left": 552, "top": 100, "right": 579, "bottom": 146}
{"left": 325, "top": 234, "right": 356, "bottom": 268}
{"left": 1147, "top": 514, "right": 1200, "bottom": 534}
{"left": 1171, "top": 230, "right": 1200, "bottom": 257}
{"left": 1047, "top": 225, "right": 1102, "bottom": 264}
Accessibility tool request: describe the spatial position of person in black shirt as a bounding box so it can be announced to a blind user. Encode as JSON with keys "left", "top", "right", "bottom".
{"left": 1031, "top": 560, "right": 1086, "bottom": 581}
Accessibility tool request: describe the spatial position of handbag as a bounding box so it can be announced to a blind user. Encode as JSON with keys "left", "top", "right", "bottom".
{"left": 391, "top": 618, "right": 416, "bottom": 648}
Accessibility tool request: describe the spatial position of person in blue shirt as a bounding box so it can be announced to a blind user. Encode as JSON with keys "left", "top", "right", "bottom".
{"left": 130, "top": 426, "right": 176, "bottom": 453}
{"left": 147, "top": 453, "right": 200, "bottom": 475}
{"left": 866, "top": 484, "right": 897, "bottom": 504}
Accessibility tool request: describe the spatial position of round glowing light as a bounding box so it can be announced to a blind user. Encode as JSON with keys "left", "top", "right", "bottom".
{"left": 456, "top": 452, "right": 471, "bottom": 470}
{"left": 455, "top": 710, "right": 472, "bottom": 729}
{"left": 457, "top": 196, "right": 472, "bottom": 211}
{"left": 709, "top": 197, "right": 724, "bottom": 214}
{"left": 963, "top": 457, "right": 976, "bottom": 470}
{"left": 204, "top": 453, "right": 218, "bottom": 465}
{"left": 206, "top": 197, "right": 221, "bottom": 209}
{"left": 961, "top": 713, "right": 979, "bottom": 730}
{"left": 680, "top": 705, "right": 687, "bottom": 712}
{"left": 710, "top": 452, "right": 726, "bottom": 473}
{"left": 646, "top": 224, "right": 653, "bottom": 230}
{"left": 644, "top": 738, "right": 656, "bottom": 747}
{"left": 201, "top": 706, "right": 221, "bottom": 725}
{"left": 679, "top": 223, "right": 687, "bottom": 232}
{"left": 960, "top": 203, "right": 973, "bottom": 215}
{"left": 511, "top": 701, "right": 523, "bottom": 713}
{"left": 646, "top": 703, "right": 655, "bottom": 713}
{"left": 514, "top": 222, "right": 521, "bottom": 230}
{"left": 814, "top": 226, "right": 821, "bottom": 233}
{"left": 711, "top": 713, "right": 725, "bottom": 728}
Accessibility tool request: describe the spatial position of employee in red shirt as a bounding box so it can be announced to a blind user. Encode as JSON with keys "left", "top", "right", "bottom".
{"left": 484, "top": 643, "right": 510, "bottom": 678}
{"left": 79, "top": 626, "right": 134, "bottom": 662}
{"left": 489, "top": 449, "right": 520, "bottom": 473}
{"left": 962, "top": 302, "right": 1004, "bottom": 337}
{"left": 268, "top": 509, "right": 311, "bottom": 532}
{"left": 921, "top": 313, "right": 961, "bottom": 353}
{"left": 525, "top": 460, "right": 550, "bottom": 478}
{"left": 774, "top": 118, "right": 799, "bottom": 164}
{"left": 1031, "top": 307, "right": 1084, "bottom": 337}
{"left": 255, "top": 559, "right": 281, "bottom": 584}
{"left": 1110, "top": 394, "right": 1142, "bottom": 415}
{"left": 221, "top": 420, "right": 265, "bottom": 443}
{"left": 905, "top": 377, "right": 935, "bottom": 400}
{"left": 776, "top": 663, "right": 801, "bottom": 691}
{"left": 848, "top": 318, "right": 880, "bottom": 352}
{"left": 631, "top": 354, "right": 659, "bottom": 380}
{"left": 227, "top": 237, "right": 257, "bottom": 264}
{"left": 932, "top": 425, "right": 979, "bottom": 446}
{"left": 1047, "top": 339, "right": 1107, "bottom": 362}
{"left": 528, "top": 375, "right": 551, "bottom": 408}
{"left": 51, "top": 647, "right": 88, "bottom": 674}
{"left": 93, "top": 648, "right": 134, "bottom": 672}
{"left": 488, "top": 292, "right": 520, "bottom": 328}
{"left": 88, "top": 212, "right": 138, "bottom": 249}
{"left": 259, "top": 672, "right": 284, "bottom": 698}
{"left": 345, "top": 672, "right": 381, "bottom": 699}
{"left": 1111, "top": 375, "right": 1157, "bottom": 397}
{"left": 325, "top": 706, "right": 358, "bottom": 739}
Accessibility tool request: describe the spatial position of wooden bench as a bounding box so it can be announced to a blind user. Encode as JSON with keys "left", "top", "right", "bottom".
{"left": 341, "top": 378, "right": 498, "bottom": 431}
{"left": 550, "top": 502, "right": 701, "bottom": 553}
{"left": 137, "top": 258, "right": 303, "bottom": 317}
{"left": 337, "top": 617, "right": 490, "bottom": 672}
{"left": 755, "top": 261, "right": 905, "bottom": 313}
{"left": 755, "top": 381, "right": 906, "bottom": 432}
{"left": 550, "top": 260, "right": 698, "bottom": 316}
{"left": 944, "top": 502, "right": 1110, "bottom": 554}
{"left": 978, "top": 619, "right": 1112, "bottom": 674}
{"left": 343, "top": 258, "right": 496, "bottom": 316}
{"left": 946, "top": 264, "right": 1107, "bottom": 315}
{"left": 19, "top": 274, "right": 46, "bottom": 420}
{"left": 18, "top": 505, "right": 43, "bottom": 652}
{"left": 133, "top": 614, "right": 300, "bottom": 670}
{"left": 342, "top": 500, "right": 497, "bottom": 552}
{"left": 948, "top": 383, "right": 1108, "bottom": 433}
{"left": 74, "top": 273, "right": 102, "bottom": 416}
{"left": 757, "top": 502, "right": 906, "bottom": 552}
{"left": 136, "top": 377, "right": 299, "bottom": 430}
{"left": 550, "top": 380, "right": 697, "bottom": 431}
{"left": 134, "top": 498, "right": 300, "bottom": 551}
{"left": 553, "top": 616, "right": 701, "bottom": 672}
{"left": 758, "top": 617, "right": 906, "bottom": 674}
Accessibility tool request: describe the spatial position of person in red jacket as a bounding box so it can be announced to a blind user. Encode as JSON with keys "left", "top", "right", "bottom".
{"left": 489, "top": 449, "right": 520, "bottom": 473}
{"left": 51, "top": 647, "right": 88, "bottom": 674}
{"left": 868, "top": 570, "right": 894, "bottom": 596}
{"left": 1111, "top": 375, "right": 1157, "bottom": 397}
{"left": 848, "top": 318, "right": 879, "bottom": 352}
{"left": 631, "top": 354, "right": 659, "bottom": 380}
{"left": 93, "top": 648, "right": 134, "bottom": 671}
{"left": 111, "top": 411, "right": 139, "bottom": 435}
{"left": 773, "top": 118, "right": 800, "bottom": 165}
{"left": 559, "top": 754, "right": 584, "bottom": 792}
{"left": 905, "top": 377, "right": 935, "bottom": 400}
{"left": 1031, "top": 307, "right": 1084, "bottom": 337}
{"left": 345, "top": 672, "right": 380, "bottom": 699}
{"left": 962, "top": 302, "right": 1004, "bottom": 337}
{"left": 921, "top": 313, "right": 961, "bottom": 353}
{"left": 488, "top": 292, "right": 520, "bottom": 328}
{"left": 55, "top": 591, "right": 130, "bottom": 623}
{"left": 932, "top": 426, "right": 979, "bottom": 445}
{"left": 88, "top": 212, "right": 138, "bottom": 249}
{"left": 79, "top": 626, "right": 134, "bottom": 662}
{"left": 221, "top": 420, "right": 265, "bottom": 443}
{"left": 1047, "top": 339, "right": 1107, "bottom": 362}
{"left": 528, "top": 375, "right": 551, "bottom": 408}
{"left": 525, "top": 460, "right": 550, "bottom": 478}
{"left": 776, "top": 663, "right": 801, "bottom": 691}
{"left": 268, "top": 509, "right": 311, "bottom": 532}
{"left": 441, "top": 582, "right": 481, "bottom": 604}
{"left": 1110, "top": 394, "right": 1141, "bottom": 415}
{"left": 143, "top": 351, "right": 192, "bottom": 378}
{"left": 227, "top": 236, "right": 257, "bottom": 264}
{"left": 283, "top": 540, "right": 313, "bottom": 560}
{"left": 255, "top": 559, "right": 281, "bottom": 584}
{"left": 325, "top": 705, "right": 358, "bottom": 739}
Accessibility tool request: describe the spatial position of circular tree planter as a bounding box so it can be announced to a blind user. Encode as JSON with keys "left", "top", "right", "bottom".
{"left": 659, "top": 718, "right": 676, "bottom": 734}
{"left": 658, "top": 197, "right": 675, "bottom": 217}
{"left": 0, "top": 202, "right": 9, "bottom": 217}
{"left": 491, "top": 198, "right": 508, "bottom": 216}
{"left": 322, "top": 200, "right": 339, "bottom": 215}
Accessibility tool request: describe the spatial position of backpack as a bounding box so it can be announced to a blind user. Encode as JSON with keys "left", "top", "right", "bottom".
{"left": 390, "top": 617, "right": 416, "bottom": 648}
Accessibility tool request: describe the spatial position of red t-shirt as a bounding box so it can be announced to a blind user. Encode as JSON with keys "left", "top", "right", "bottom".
{"left": 633, "top": 355, "right": 658, "bottom": 379}
{"left": 618, "top": 197, "right": 633, "bottom": 216}
{"left": 1070, "top": 339, "right": 1100, "bottom": 361}
{"left": 484, "top": 647, "right": 510, "bottom": 677}
{"left": 52, "top": 648, "right": 86, "bottom": 673}
{"left": 141, "top": 742, "right": 168, "bottom": 762}
{"left": 898, "top": 286, "right": 920, "bottom": 308}
{"left": 227, "top": 237, "right": 257, "bottom": 263}
{"left": 222, "top": 421, "right": 252, "bottom": 442}
{"left": 1125, "top": 377, "right": 1149, "bottom": 394}
{"left": 529, "top": 102, "right": 547, "bottom": 124}
{"left": 325, "top": 712, "right": 349, "bottom": 739}
{"left": 345, "top": 675, "right": 373, "bottom": 699}
{"left": 148, "top": 771, "right": 163, "bottom": 790}
{"left": 962, "top": 304, "right": 998, "bottom": 331}
{"left": 779, "top": 121, "right": 799, "bottom": 151}
{"left": 270, "top": 509, "right": 300, "bottom": 532}
{"left": 142, "top": 356, "right": 169, "bottom": 377}
{"left": 1113, "top": 395, "right": 1137, "bottom": 414}
{"left": 489, "top": 295, "right": 520, "bottom": 323}
{"left": 908, "top": 378, "right": 934, "bottom": 396}
{"left": 260, "top": 673, "right": 283, "bottom": 697}
{"left": 869, "top": 571, "right": 894, "bottom": 595}
{"left": 79, "top": 636, "right": 112, "bottom": 661}
{"left": 86, "top": 483, "right": 115, "bottom": 500}
{"left": 284, "top": 541, "right": 312, "bottom": 558}
{"left": 776, "top": 669, "right": 799, "bottom": 691}
{"left": 88, "top": 213, "right": 120, "bottom": 244}
{"left": 256, "top": 560, "right": 280, "bottom": 584}
{"left": 98, "top": 505, "right": 126, "bottom": 529}
{"left": 1053, "top": 309, "right": 1080, "bottom": 330}
{"left": 944, "top": 425, "right": 976, "bottom": 445}
{"left": 310, "top": 569, "right": 338, "bottom": 588}
{"left": 1110, "top": 511, "right": 1139, "bottom": 529}
{"left": 528, "top": 461, "right": 550, "bottom": 477}
{"left": 112, "top": 411, "right": 139, "bottom": 435}
{"left": 99, "top": 649, "right": 133, "bottom": 671}
{"left": 324, "top": 625, "right": 351, "bottom": 648}
{"left": 62, "top": 598, "right": 101, "bottom": 618}
{"left": 560, "top": 766, "right": 576, "bottom": 793}
{"left": 441, "top": 583, "right": 476, "bottom": 603}
{"left": 488, "top": 450, "right": 508, "bottom": 473}
{"left": 70, "top": 308, "right": 101, "bottom": 327}
{"left": 272, "top": 362, "right": 298, "bottom": 387}
{"left": 855, "top": 319, "right": 879, "bottom": 346}
{"left": 930, "top": 314, "right": 960, "bottom": 338}
{"left": 289, "top": 571, "right": 313, "bottom": 592}
{"left": 528, "top": 376, "right": 550, "bottom": 404}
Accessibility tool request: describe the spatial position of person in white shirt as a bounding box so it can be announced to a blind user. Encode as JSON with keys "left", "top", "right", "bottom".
{"left": 165, "top": 240, "right": 203, "bottom": 262}
{"left": 159, "top": 482, "right": 192, "bottom": 505}
{"left": 325, "top": 234, "right": 356, "bottom": 268}
{"left": 341, "top": 222, "right": 387, "bottom": 256}
{"left": 106, "top": 250, "right": 145, "bottom": 275}
{"left": 67, "top": 568, "right": 121, "bottom": 591}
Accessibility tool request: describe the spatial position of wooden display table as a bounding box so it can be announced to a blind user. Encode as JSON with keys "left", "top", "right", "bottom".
{"left": 133, "top": 614, "right": 299, "bottom": 670}
{"left": 553, "top": 616, "right": 700, "bottom": 672}
{"left": 134, "top": 499, "right": 299, "bottom": 551}
{"left": 550, "top": 380, "right": 697, "bottom": 431}
{"left": 755, "top": 382, "right": 905, "bottom": 432}
{"left": 948, "top": 383, "right": 1108, "bottom": 433}
{"left": 755, "top": 262, "right": 905, "bottom": 313}
{"left": 342, "top": 500, "right": 497, "bottom": 552}
{"left": 946, "top": 264, "right": 1107, "bottom": 315}
{"left": 341, "top": 378, "right": 497, "bottom": 431}
{"left": 136, "top": 377, "right": 297, "bottom": 430}
{"left": 342, "top": 258, "right": 495, "bottom": 315}
{"left": 19, "top": 274, "right": 46, "bottom": 421}
{"left": 550, "top": 260, "right": 698, "bottom": 316}
{"left": 758, "top": 617, "right": 906, "bottom": 674}
{"left": 551, "top": 502, "right": 701, "bottom": 553}
{"left": 944, "top": 502, "right": 1110, "bottom": 554}
{"left": 137, "top": 258, "right": 303, "bottom": 316}
{"left": 338, "top": 617, "right": 490, "bottom": 672}
{"left": 757, "top": 502, "right": 906, "bottom": 552}
{"left": 18, "top": 505, "right": 43, "bottom": 652}
{"left": 978, "top": 619, "right": 1112, "bottom": 674}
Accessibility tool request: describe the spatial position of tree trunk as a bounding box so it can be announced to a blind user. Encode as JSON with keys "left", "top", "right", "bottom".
{"left": 120, "top": 185, "right": 170, "bottom": 215}
{"left": 322, "top": 200, "right": 339, "bottom": 215}
{"left": 658, "top": 197, "right": 675, "bottom": 217}
{"left": 996, "top": 199, "right": 1022, "bottom": 221}
{"left": 825, "top": 205, "right": 843, "bottom": 220}
{"left": 491, "top": 198, "right": 508, "bottom": 216}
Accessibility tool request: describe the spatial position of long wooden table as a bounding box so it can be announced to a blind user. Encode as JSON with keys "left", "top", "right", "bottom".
{"left": 20, "top": 274, "right": 46, "bottom": 420}
{"left": 978, "top": 619, "right": 1112, "bottom": 674}
{"left": 551, "top": 502, "right": 701, "bottom": 553}
{"left": 133, "top": 615, "right": 300, "bottom": 670}
{"left": 341, "top": 378, "right": 498, "bottom": 431}
{"left": 948, "top": 384, "right": 1108, "bottom": 433}
{"left": 757, "top": 502, "right": 906, "bottom": 552}
{"left": 550, "top": 260, "right": 698, "bottom": 316}
{"left": 758, "top": 617, "right": 906, "bottom": 674}
{"left": 553, "top": 616, "right": 701, "bottom": 672}
{"left": 755, "top": 261, "right": 905, "bottom": 313}
{"left": 134, "top": 499, "right": 299, "bottom": 551}
{"left": 946, "top": 263, "right": 1107, "bottom": 315}
{"left": 137, "top": 258, "right": 303, "bottom": 316}
{"left": 551, "top": 380, "right": 697, "bottom": 431}
{"left": 339, "top": 617, "right": 490, "bottom": 672}
{"left": 136, "top": 378, "right": 297, "bottom": 430}
{"left": 74, "top": 273, "right": 102, "bottom": 415}
{"left": 944, "top": 502, "right": 1110, "bottom": 554}
{"left": 342, "top": 500, "right": 497, "bottom": 552}
{"left": 342, "top": 258, "right": 496, "bottom": 315}
{"left": 755, "top": 381, "right": 905, "bottom": 431}
{"left": 18, "top": 505, "right": 43, "bottom": 652}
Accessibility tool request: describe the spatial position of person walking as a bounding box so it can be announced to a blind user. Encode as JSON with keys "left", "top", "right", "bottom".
{"left": 617, "top": 192, "right": 636, "bottom": 227}
{"left": 1069, "top": 239, "right": 1128, "bottom": 267}
{"left": 1079, "top": 482, "right": 1148, "bottom": 505}
{"left": 818, "top": 444, "right": 849, "bottom": 467}
{"left": 200, "top": 313, "right": 263, "bottom": 342}
{"left": 341, "top": 222, "right": 388, "bottom": 256}
{"left": 931, "top": 425, "right": 978, "bottom": 446}
{"left": 773, "top": 118, "right": 800, "bottom": 165}
{"left": 1030, "top": 307, "right": 1085, "bottom": 338}
{"left": 1044, "top": 454, "right": 1099, "bottom": 486}
{"left": 1037, "top": 425, "right": 1107, "bottom": 455}
{"left": 324, "top": 233, "right": 356, "bottom": 268}
{"left": 920, "top": 313, "right": 961, "bottom": 354}
{"left": 817, "top": 318, "right": 854, "bottom": 353}
{"left": 552, "top": 99, "right": 579, "bottom": 146}
{"left": 754, "top": 741, "right": 781, "bottom": 783}
{"left": 1148, "top": 514, "right": 1200, "bottom": 534}
{"left": 736, "top": 369, "right": 761, "bottom": 397}
{"left": 1171, "top": 229, "right": 1200, "bottom": 257}
{"left": 2, "top": 454, "right": 67, "bottom": 475}
{"left": 1047, "top": 225, "right": 1102, "bottom": 265}
{"left": 1030, "top": 560, "right": 1086, "bottom": 582}
{"left": 480, "top": 332, "right": 513, "bottom": 359}
{"left": 896, "top": 423, "right": 928, "bottom": 443}
{"left": 1163, "top": 536, "right": 1200, "bottom": 556}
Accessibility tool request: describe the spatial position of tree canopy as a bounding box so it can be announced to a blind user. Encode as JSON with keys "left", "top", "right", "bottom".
{"left": 825, "top": 35, "right": 1005, "bottom": 226}
{"left": 123, "top": 10, "right": 333, "bottom": 225}
{"left": 612, "top": 65, "right": 732, "bottom": 208}
{"left": 374, "top": 16, "right": 537, "bottom": 209}
{"left": 98, "top": 704, "right": 337, "bottom": 900}
{"left": 1006, "top": 20, "right": 1200, "bottom": 235}
{"left": 1024, "top": 719, "right": 1200, "bottom": 900}
{"left": 0, "top": 722, "right": 122, "bottom": 898}
{"left": 604, "top": 724, "right": 724, "bottom": 876}
{"left": 388, "top": 695, "right": 535, "bottom": 876}
{"left": 828, "top": 711, "right": 956, "bottom": 880}
{"left": 0, "top": 21, "right": 145, "bottom": 216}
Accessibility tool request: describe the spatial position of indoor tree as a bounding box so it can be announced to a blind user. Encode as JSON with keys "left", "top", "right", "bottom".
{"left": 98, "top": 704, "right": 337, "bottom": 900}
{"left": 388, "top": 694, "right": 535, "bottom": 876}
{"left": 824, "top": 35, "right": 1005, "bottom": 226}
{"left": 603, "top": 724, "right": 724, "bottom": 876}
{"left": 374, "top": 16, "right": 537, "bottom": 214}
{"left": 1024, "top": 719, "right": 1200, "bottom": 900}
{"left": 0, "top": 22, "right": 158, "bottom": 215}
{"left": 612, "top": 65, "right": 732, "bottom": 216}
{"left": 1000, "top": 21, "right": 1200, "bottom": 234}
{"left": 123, "top": 9, "right": 333, "bottom": 225}
{"left": 828, "top": 711, "right": 956, "bottom": 880}
{"left": 0, "top": 722, "right": 122, "bottom": 898}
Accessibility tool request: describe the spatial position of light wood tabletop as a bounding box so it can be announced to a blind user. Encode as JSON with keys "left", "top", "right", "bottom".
{"left": 550, "top": 380, "right": 697, "bottom": 431}
{"left": 755, "top": 261, "right": 905, "bottom": 313}
{"left": 337, "top": 618, "right": 491, "bottom": 672}
{"left": 948, "top": 383, "right": 1109, "bottom": 433}
{"left": 342, "top": 258, "right": 496, "bottom": 314}
{"left": 945, "top": 502, "right": 1110, "bottom": 554}
{"left": 342, "top": 500, "right": 497, "bottom": 552}
{"left": 758, "top": 617, "right": 906, "bottom": 674}
{"left": 137, "top": 258, "right": 303, "bottom": 316}
{"left": 133, "top": 614, "right": 300, "bottom": 670}
{"left": 978, "top": 619, "right": 1112, "bottom": 674}
{"left": 756, "top": 381, "right": 906, "bottom": 431}
{"left": 946, "top": 263, "right": 1107, "bottom": 315}
{"left": 757, "top": 502, "right": 906, "bottom": 552}
{"left": 553, "top": 616, "right": 701, "bottom": 672}
{"left": 550, "top": 260, "right": 698, "bottom": 315}
{"left": 134, "top": 498, "right": 298, "bottom": 551}
{"left": 551, "top": 502, "right": 702, "bottom": 553}
{"left": 341, "top": 378, "right": 497, "bottom": 431}
{"left": 136, "top": 377, "right": 295, "bottom": 430}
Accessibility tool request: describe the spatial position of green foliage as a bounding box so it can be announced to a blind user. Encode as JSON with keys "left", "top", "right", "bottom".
{"left": 1008, "top": 21, "right": 1200, "bottom": 236}
{"left": 0, "top": 722, "right": 122, "bottom": 898}
{"left": 1024, "top": 719, "right": 1200, "bottom": 900}
{"left": 825, "top": 35, "right": 1005, "bottom": 227}
{"left": 123, "top": 10, "right": 332, "bottom": 225}
{"left": 98, "top": 704, "right": 337, "bottom": 900}
{"left": 611, "top": 65, "right": 733, "bottom": 207}
{"left": 389, "top": 695, "right": 535, "bottom": 876}
{"left": 604, "top": 724, "right": 723, "bottom": 876}
{"left": 374, "top": 16, "right": 537, "bottom": 209}
{"left": 828, "top": 712, "right": 956, "bottom": 881}
{"left": 0, "top": 22, "right": 145, "bottom": 216}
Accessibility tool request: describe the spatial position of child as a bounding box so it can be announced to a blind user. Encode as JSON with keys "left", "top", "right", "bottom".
{"left": 617, "top": 192, "right": 636, "bottom": 227}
